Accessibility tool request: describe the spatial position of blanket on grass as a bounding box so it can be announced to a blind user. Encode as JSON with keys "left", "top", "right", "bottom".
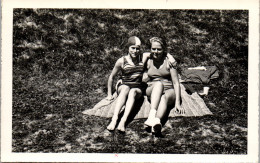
{"left": 82, "top": 84, "right": 212, "bottom": 119}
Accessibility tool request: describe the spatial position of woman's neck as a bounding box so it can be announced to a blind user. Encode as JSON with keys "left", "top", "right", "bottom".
{"left": 153, "top": 56, "right": 165, "bottom": 68}
{"left": 128, "top": 54, "right": 139, "bottom": 64}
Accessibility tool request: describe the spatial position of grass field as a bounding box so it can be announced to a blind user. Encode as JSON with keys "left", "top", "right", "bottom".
{"left": 12, "top": 9, "right": 248, "bottom": 153}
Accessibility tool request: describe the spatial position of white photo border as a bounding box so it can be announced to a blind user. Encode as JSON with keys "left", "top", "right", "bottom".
{"left": 1, "top": 0, "right": 259, "bottom": 162}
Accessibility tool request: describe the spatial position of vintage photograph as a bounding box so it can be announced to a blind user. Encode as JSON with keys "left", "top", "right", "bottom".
{"left": 12, "top": 9, "right": 248, "bottom": 154}
{"left": 1, "top": 0, "right": 259, "bottom": 162}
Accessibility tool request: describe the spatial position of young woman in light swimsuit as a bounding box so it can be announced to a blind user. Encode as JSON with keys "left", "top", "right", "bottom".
{"left": 144, "top": 37, "right": 184, "bottom": 135}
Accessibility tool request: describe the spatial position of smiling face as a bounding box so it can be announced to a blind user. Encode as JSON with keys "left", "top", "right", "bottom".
{"left": 128, "top": 45, "right": 140, "bottom": 58}
{"left": 151, "top": 41, "right": 163, "bottom": 60}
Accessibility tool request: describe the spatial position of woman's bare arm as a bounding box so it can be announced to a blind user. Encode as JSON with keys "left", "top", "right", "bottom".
{"left": 170, "top": 67, "right": 184, "bottom": 114}
{"left": 142, "top": 52, "right": 151, "bottom": 64}
{"left": 107, "top": 58, "right": 123, "bottom": 100}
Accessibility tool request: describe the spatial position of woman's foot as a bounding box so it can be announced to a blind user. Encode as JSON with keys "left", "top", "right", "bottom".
{"left": 144, "top": 118, "right": 154, "bottom": 127}
{"left": 117, "top": 122, "right": 126, "bottom": 133}
{"left": 152, "top": 123, "right": 162, "bottom": 135}
{"left": 144, "top": 125, "right": 152, "bottom": 133}
{"left": 144, "top": 109, "right": 157, "bottom": 127}
{"left": 107, "top": 120, "right": 117, "bottom": 131}
{"left": 152, "top": 118, "right": 162, "bottom": 135}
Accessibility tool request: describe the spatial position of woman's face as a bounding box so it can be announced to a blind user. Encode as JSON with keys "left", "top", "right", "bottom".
{"left": 128, "top": 45, "right": 140, "bottom": 58}
{"left": 151, "top": 42, "right": 163, "bottom": 60}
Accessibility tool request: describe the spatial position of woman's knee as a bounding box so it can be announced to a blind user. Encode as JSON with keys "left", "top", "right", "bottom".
{"left": 128, "top": 88, "right": 142, "bottom": 98}
{"left": 128, "top": 89, "right": 137, "bottom": 97}
{"left": 119, "top": 85, "right": 130, "bottom": 95}
{"left": 160, "top": 94, "right": 167, "bottom": 102}
{"left": 154, "top": 81, "right": 164, "bottom": 88}
{"left": 151, "top": 81, "right": 164, "bottom": 93}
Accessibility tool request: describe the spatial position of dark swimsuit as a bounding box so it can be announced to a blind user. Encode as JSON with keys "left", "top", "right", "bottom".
{"left": 117, "top": 56, "right": 147, "bottom": 93}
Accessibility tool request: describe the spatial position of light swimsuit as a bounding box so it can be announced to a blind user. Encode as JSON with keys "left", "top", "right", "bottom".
{"left": 147, "top": 58, "right": 173, "bottom": 92}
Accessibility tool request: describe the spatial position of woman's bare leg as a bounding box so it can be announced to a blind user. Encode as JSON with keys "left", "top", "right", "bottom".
{"left": 145, "top": 81, "right": 164, "bottom": 126}
{"left": 156, "top": 89, "right": 175, "bottom": 119}
{"left": 117, "top": 88, "right": 142, "bottom": 132}
{"left": 107, "top": 85, "right": 130, "bottom": 131}
{"left": 152, "top": 89, "right": 176, "bottom": 134}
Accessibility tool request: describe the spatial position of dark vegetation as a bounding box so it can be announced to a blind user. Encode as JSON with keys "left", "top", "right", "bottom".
{"left": 13, "top": 9, "right": 248, "bottom": 153}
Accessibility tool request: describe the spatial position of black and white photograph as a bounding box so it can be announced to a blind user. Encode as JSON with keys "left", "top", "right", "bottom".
{"left": 1, "top": 0, "right": 259, "bottom": 162}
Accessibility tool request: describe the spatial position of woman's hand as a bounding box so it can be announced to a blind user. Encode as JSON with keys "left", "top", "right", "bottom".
{"left": 175, "top": 104, "right": 185, "bottom": 114}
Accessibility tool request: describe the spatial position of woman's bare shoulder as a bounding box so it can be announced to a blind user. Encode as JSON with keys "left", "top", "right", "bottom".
{"left": 114, "top": 56, "right": 125, "bottom": 67}
{"left": 117, "top": 56, "right": 124, "bottom": 62}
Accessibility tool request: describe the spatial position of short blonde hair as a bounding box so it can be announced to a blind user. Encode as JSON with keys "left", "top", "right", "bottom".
{"left": 149, "top": 37, "right": 164, "bottom": 46}
{"left": 149, "top": 37, "right": 167, "bottom": 52}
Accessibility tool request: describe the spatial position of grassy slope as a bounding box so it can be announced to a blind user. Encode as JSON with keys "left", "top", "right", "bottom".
{"left": 12, "top": 9, "right": 248, "bottom": 153}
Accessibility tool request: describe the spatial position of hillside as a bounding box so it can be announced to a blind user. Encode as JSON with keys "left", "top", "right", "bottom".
{"left": 12, "top": 9, "right": 248, "bottom": 153}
